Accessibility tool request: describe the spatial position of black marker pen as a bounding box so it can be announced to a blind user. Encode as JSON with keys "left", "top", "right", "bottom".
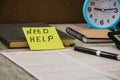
{"left": 74, "top": 46, "right": 120, "bottom": 60}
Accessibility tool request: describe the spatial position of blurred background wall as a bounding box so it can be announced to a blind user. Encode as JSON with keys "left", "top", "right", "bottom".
{"left": 0, "top": 0, "right": 85, "bottom": 23}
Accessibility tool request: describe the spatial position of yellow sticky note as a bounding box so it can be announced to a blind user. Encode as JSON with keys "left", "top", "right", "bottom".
{"left": 22, "top": 27, "right": 64, "bottom": 50}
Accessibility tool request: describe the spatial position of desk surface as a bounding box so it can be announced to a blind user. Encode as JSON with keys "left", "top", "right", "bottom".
{"left": 0, "top": 24, "right": 120, "bottom": 80}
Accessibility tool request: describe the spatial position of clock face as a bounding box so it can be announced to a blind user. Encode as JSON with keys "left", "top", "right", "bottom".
{"left": 86, "top": 0, "right": 120, "bottom": 28}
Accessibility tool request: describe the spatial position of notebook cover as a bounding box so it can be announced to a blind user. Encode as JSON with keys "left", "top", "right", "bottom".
{"left": 66, "top": 27, "right": 113, "bottom": 43}
{"left": 75, "top": 28, "right": 111, "bottom": 39}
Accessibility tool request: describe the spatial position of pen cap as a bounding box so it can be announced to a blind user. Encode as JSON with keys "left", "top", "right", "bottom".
{"left": 74, "top": 46, "right": 96, "bottom": 55}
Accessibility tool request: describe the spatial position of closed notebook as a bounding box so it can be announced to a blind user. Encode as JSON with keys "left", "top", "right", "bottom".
{"left": 66, "top": 27, "right": 113, "bottom": 43}
{"left": 0, "top": 23, "right": 75, "bottom": 48}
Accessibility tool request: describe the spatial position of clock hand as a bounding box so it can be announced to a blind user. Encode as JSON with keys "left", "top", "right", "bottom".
{"left": 104, "top": 8, "right": 118, "bottom": 13}
{"left": 94, "top": 8, "right": 105, "bottom": 12}
{"left": 94, "top": 8, "right": 102, "bottom": 11}
{"left": 94, "top": 8, "right": 118, "bottom": 12}
{"left": 104, "top": 8, "right": 117, "bottom": 11}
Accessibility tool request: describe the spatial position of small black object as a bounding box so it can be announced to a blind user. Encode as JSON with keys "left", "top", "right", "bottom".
{"left": 74, "top": 46, "right": 120, "bottom": 60}
{"left": 108, "top": 31, "right": 120, "bottom": 50}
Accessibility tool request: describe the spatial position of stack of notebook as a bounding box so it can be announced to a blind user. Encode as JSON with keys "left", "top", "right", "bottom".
{"left": 0, "top": 23, "right": 75, "bottom": 48}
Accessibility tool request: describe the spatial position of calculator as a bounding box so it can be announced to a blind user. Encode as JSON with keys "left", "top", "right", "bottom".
{"left": 108, "top": 31, "right": 120, "bottom": 50}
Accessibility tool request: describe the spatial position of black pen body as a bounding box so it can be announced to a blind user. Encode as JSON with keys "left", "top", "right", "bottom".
{"left": 74, "top": 46, "right": 120, "bottom": 60}
{"left": 100, "top": 51, "right": 119, "bottom": 60}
